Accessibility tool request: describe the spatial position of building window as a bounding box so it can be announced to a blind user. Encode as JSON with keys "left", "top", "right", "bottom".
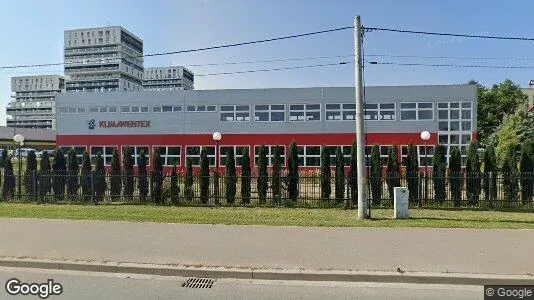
{"left": 162, "top": 106, "right": 172, "bottom": 112}
{"left": 296, "top": 146, "right": 321, "bottom": 167}
{"left": 220, "top": 105, "right": 250, "bottom": 122}
{"left": 220, "top": 146, "right": 250, "bottom": 166}
{"left": 254, "top": 104, "right": 285, "bottom": 122}
{"left": 186, "top": 105, "right": 217, "bottom": 112}
{"left": 254, "top": 146, "right": 285, "bottom": 167}
{"left": 108, "top": 107, "right": 118, "bottom": 113}
{"left": 186, "top": 146, "right": 215, "bottom": 166}
{"left": 77, "top": 107, "right": 86, "bottom": 113}
{"left": 90, "top": 146, "right": 117, "bottom": 166}
{"left": 140, "top": 106, "right": 149, "bottom": 113}
{"left": 122, "top": 146, "right": 150, "bottom": 166}
{"left": 400, "top": 102, "right": 434, "bottom": 120}
{"left": 289, "top": 104, "right": 320, "bottom": 121}
{"left": 59, "top": 146, "right": 86, "bottom": 165}
{"left": 172, "top": 106, "right": 181, "bottom": 112}
{"left": 131, "top": 106, "right": 140, "bottom": 113}
{"left": 418, "top": 145, "right": 435, "bottom": 166}
{"left": 154, "top": 146, "right": 181, "bottom": 166}
{"left": 152, "top": 106, "right": 162, "bottom": 113}
{"left": 326, "top": 146, "right": 352, "bottom": 165}
{"left": 99, "top": 107, "right": 108, "bottom": 113}
{"left": 121, "top": 106, "right": 130, "bottom": 113}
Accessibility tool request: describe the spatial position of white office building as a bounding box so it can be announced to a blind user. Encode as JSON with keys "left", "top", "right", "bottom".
{"left": 64, "top": 26, "right": 144, "bottom": 92}
{"left": 6, "top": 75, "right": 65, "bottom": 129}
{"left": 143, "top": 66, "right": 194, "bottom": 91}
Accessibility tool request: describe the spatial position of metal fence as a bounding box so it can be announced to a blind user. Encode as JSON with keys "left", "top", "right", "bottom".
{"left": 2, "top": 170, "right": 533, "bottom": 209}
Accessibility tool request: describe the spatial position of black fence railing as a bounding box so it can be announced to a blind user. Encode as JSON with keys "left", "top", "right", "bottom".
{"left": 1, "top": 171, "right": 534, "bottom": 209}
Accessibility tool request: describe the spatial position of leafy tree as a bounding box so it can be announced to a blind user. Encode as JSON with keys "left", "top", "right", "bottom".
{"left": 170, "top": 163, "right": 179, "bottom": 205}
{"left": 320, "top": 146, "right": 331, "bottom": 202}
{"left": 52, "top": 148, "right": 66, "bottom": 202}
{"left": 110, "top": 149, "right": 121, "bottom": 201}
{"left": 2, "top": 158, "right": 15, "bottom": 201}
{"left": 184, "top": 158, "right": 194, "bottom": 202}
{"left": 152, "top": 148, "right": 164, "bottom": 204}
{"left": 80, "top": 151, "right": 92, "bottom": 203}
{"left": 493, "top": 113, "right": 521, "bottom": 167}
{"left": 25, "top": 150, "right": 38, "bottom": 199}
{"left": 240, "top": 149, "right": 251, "bottom": 205}
{"left": 335, "top": 147, "right": 345, "bottom": 204}
{"left": 348, "top": 140, "right": 357, "bottom": 208}
{"left": 501, "top": 144, "right": 519, "bottom": 206}
{"left": 93, "top": 152, "right": 106, "bottom": 203}
{"left": 482, "top": 144, "right": 497, "bottom": 201}
{"left": 432, "top": 145, "right": 447, "bottom": 204}
{"left": 199, "top": 147, "right": 210, "bottom": 204}
{"left": 257, "top": 145, "right": 268, "bottom": 204}
{"left": 386, "top": 145, "right": 400, "bottom": 201}
{"left": 370, "top": 144, "right": 382, "bottom": 205}
{"left": 288, "top": 141, "right": 299, "bottom": 203}
{"left": 449, "top": 147, "right": 463, "bottom": 207}
{"left": 38, "top": 151, "right": 52, "bottom": 202}
{"left": 122, "top": 147, "right": 135, "bottom": 200}
{"left": 66, "top": 149, "right": 79, "bottom": 200}
{"left": 465, "top": 141, "right": 482, "bottom": 205}
{"left": 225, "top": 147, "right": 237, "bottom": 204}
{"left": 0, "top": 148, "right": 7, "bottom": 168}
{"left": 519, "top": 139, "right": 534, "bottom": 204}
{"left": 138, "top": 150, "right": 148, "bottom": 203}
{"left": 405, "top": 143, "right": 419, "bottom": 204}
{"left": 271, "top": 145, "right": 282, "bottom": 205}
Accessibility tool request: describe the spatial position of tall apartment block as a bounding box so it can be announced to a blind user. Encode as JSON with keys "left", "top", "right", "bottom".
{"left": 63, "top": 26, "right": 144, "bottom": 92}
{"left": 6, "top": 75, "right": 65, "bottom": 129}
{"left": 143, "top": 66, "right": 195, "bottom": 91}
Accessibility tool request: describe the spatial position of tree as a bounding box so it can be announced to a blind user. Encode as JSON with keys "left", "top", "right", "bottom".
{"left": 449, "top": 147, "right": 463, "bottom": 207}
{"left": 110, "top": 149, "right": 121, "bottom": 201}
{"left": 138, "top": 150, "right": 148, "bottom": 203}
{"left": 38, "top": 151, "right": 52, "bottom": 202}
{"left": 2, "top": 158, "right": 15, "bottom": 201}
{"left": 519, "top": 139, "right": 534, "bottom": 204}
{"left": 370, "top": 144, "right": 382, "bottom": 206}
{"left": 52, "top": 148, "right": 66, "bottom": 202}
{"left": 225, "top": 147, "right": 237, "bottom": 204}
{"left": 122, "top": 147, "right": 135, "bottom": 201}
{"left": 240, "top": 149, "right": 251, "bottom": 205}
{"left": 502, "top": 144, "right": 519, "bottom": 206}
{"left": 465, "top": 141, "right": 481, "bottom": 206}
{"left": 475, "top": 79, "right": 528, "bottom": 147}
{"left": 335, "top": 147, "right": 345, "bottom": 204}
{"left": 432, "top": 145, "right": 447, "bottom": 204}
{"left": 66, "top": 149, "right": 79, "bottom": 200}
{"left": 199, "top": 147, "right": 210, "bottom": 204}
{"left": 0, "top": 148, "right": 7, "bottom": 168}
{"left": 25, "top": 150, "right": 38, "bottom": 199}
{"left": 184, "top": 158, "right": 194, "bottom": 202}
{"left": 80, "top": 151, "right": 92, "bottom": 203}
{"left": 257, "top": 145, "right": 268, "bottom": 204}
{"left": 320, "top": 146, "right": 331, "bottom": 202}
{"left": 348, "top": 140, "right": 357, "bottom": 208}
{"left": 483, "top": 144, "right": 497, "bottom": 202}
{"left": 405, "top": 143, "right": 419, "bottom": 204}
{"left": 386, "top": 145, "right": 400, "bottom": 201}
{"left": 493, "top": 113, "right": 521, "bottom": 167}
{"left": 170, "top": 163, "right": 179, "bottom": 205}
{"left": 288, "top": 141, "right": 299, "bottom": 203}
{"left": 93, "top": 152, "right": 106, "bottom": 203}
{"left": 152, "top": 148, "right": 164, "bottom": 204}
{"left": 271, "top": 145, "right": 282, "bottom": 205}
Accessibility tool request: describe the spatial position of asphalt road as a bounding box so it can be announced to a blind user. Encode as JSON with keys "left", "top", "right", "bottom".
{"left": 0, "top": 267, "right": 483, "bottom": 300}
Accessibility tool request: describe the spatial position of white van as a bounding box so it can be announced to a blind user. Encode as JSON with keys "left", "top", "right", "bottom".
{"left": 13, "top": 148, "right": 36, "bottom": 158}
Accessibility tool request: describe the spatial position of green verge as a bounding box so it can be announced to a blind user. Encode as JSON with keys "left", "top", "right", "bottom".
{"left": 0, "top": 203, "right": 533, "bottom": 229}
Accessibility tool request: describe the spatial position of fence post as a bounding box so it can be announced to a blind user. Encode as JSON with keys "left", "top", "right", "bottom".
{"left": 418, "top": 172, "right": 423, "bottom": 208}
{"left": 90, "top": 171, "right": 95, "bottom": 204}
{"left": 488, "top": 172, "right": 494, "bottom": 209}
{"left": 214, "top": 171, "right": 220, "bottom": 206}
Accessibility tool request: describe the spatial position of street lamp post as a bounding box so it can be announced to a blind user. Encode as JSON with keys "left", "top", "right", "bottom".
{"left": 420, "top": 131, "right": 431, "bottom": 208}
{"left": 212, "top": 132, "right": 222, "bottom": 205}
{"left": 13, "top": 134, "right": 25, "bottom": 201}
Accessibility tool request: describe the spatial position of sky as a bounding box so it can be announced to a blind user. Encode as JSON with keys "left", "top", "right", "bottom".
{"left": 2, "top": 0, "right": 534, "bottom": 125}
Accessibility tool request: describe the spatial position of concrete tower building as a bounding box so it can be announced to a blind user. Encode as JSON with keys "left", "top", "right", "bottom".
{"left": 143, "top": 66, "right": 195, "bottom": 91}
{"left": 64, "top": 26, "right": 144, "bottom": 92}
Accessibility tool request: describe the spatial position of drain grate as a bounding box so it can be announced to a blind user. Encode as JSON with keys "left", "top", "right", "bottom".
{"left": 182, "top": 277, "right": 215, "bottom": 289}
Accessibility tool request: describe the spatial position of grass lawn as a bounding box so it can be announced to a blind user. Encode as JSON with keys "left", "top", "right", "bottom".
{"left": 0, "top": 203, "right": 533, "bottom": 229}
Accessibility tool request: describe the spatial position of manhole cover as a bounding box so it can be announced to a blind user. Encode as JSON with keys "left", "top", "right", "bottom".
{"left": 182, "top": 277, "right": 215, "bottom": 289}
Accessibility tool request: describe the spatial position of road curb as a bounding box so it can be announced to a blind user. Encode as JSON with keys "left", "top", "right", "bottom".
{"left": 0, "top": 257, "right": 533, "bottom": 286}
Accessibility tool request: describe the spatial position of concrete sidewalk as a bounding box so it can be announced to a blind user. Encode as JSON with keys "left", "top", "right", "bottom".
{"left": 0, "top": 218, "right": 533, "bottom": 284}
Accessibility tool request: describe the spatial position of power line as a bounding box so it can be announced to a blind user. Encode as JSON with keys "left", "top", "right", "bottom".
{"left": 367, "top": 60, "right": 534, "bottom": 69}
{"left": 195, "top": 62, "right": 350, "bottom": 77}
{"left": 366, "top": 54, "right": 534, "bottom": 61}
{"left": 185, "top": 54, "right": 355, "bottom": 67}
{"left": 364, "top": 26, "right": 534, "bottom": 42}
{"left": 0, "top": 26, "right": 353, "bottom": 70}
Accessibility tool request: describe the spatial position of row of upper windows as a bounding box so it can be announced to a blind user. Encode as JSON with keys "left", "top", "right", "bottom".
{"left": 58, "top": 102, "right": 474, "bottom": 121}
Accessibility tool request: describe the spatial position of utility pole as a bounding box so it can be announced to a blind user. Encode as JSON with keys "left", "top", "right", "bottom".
{"left": 354, "top": 16, "right": 368, "bottom": 219}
